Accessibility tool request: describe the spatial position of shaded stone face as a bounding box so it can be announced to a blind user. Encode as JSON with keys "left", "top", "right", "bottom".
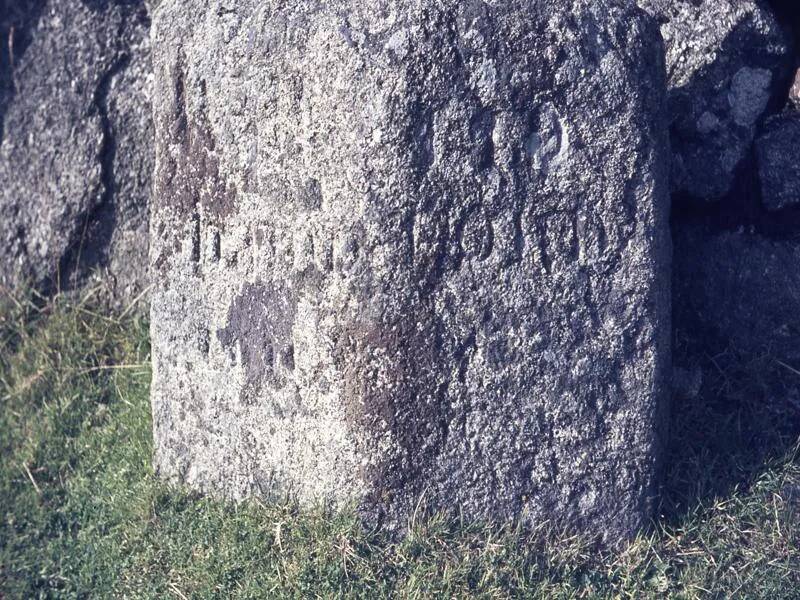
{"left": 0, "top": 0, "right": 153, "bottom": 303}
{"left": 150, "top": 0, "right": 671, "bottom": 542}
{"left": 756, "top": 112, "right": 800, "bottom": 212}
{"left": 638, "top": 0, "right": 792, "bottom": 201}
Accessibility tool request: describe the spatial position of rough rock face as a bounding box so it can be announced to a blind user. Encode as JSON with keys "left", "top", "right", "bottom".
{"left": 756, "top": 112, "right": 800, "bottom": 212}
{"left": 639, "top": 0, "right": 792, "bottom": 201}
{"left": 0, "top": 0, "right": 153, "bottom": 302}
{"left": 150, "top": 0, "right": 671, "bottom": 540}
{"left": 675, "top": 225, "right": 800, "bottom": 362}
{"left": 791, "top": 69, "right": 800, "bottom": 108}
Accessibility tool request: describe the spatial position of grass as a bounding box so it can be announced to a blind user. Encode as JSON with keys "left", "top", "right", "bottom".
{"left": 0, "top": 288, "right": 799, "bottom": 598}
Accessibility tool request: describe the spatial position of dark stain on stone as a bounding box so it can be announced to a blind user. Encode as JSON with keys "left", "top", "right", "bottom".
{"left": 154, "top": 54, "right": 239, "bottom": 271}
{"left": 335, "top": 307, "right": 452, "bottom": 526}
{"left": 178, "top": 103, "right": 238, "bottom": 226}
{"left": 218, "top": 281, "right": 297, "bottom": 404}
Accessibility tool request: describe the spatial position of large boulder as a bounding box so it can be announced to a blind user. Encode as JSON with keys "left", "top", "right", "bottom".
{"left": 639, "top": 0, "right": 792, "bottom": 201}
{"left": 756, "top": 112, "right": 800, "bottom": 212}
{"left": 150, "top": 0, "right": 671, "bottom": 540}
{"left": 0, "top": 0, "right": 153, "bottom": 302}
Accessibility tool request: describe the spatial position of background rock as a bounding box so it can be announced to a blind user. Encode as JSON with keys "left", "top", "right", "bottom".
{"left": 666, "top": 1, "right": 800, "bottom": 501}
{"left": 0, "top": 0, "right": 152, "bottom": 303}
{"left": 150, "top": 0, "right": 671, "bottom": 541}
{"left": 639, "top": 0, "right": 792, "bottom": 201}
{"left": 756, "top": 112, "right": 800, "bottom": 212}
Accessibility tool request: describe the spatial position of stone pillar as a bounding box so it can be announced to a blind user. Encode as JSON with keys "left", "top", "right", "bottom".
{"left": 150, "top": 0, "right": 671, "bottom": 541}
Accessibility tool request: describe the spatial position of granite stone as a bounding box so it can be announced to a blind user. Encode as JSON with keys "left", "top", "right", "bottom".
{"left": 150, "top": 0, "right": 672, "bottom": 541}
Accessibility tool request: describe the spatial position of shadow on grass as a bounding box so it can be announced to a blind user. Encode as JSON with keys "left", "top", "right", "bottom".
{"left": 662, "top": 291, "right": 800, "bottom": 524}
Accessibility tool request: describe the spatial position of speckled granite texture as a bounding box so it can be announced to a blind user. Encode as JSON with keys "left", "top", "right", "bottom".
{"left": 150, "top": 0, "right": 671, "bottom": 541}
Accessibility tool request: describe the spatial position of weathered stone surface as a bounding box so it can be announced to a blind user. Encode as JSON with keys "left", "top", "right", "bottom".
{"left": 639, "top": 0, "right": 792, "bottom": 201}
{"left": 151, "top": 0, "right": 671, "bottom": 540}
{"left": 756, "top": 112, "right": 800, "bottom": 211}
{"left": 675, "top": 224, "right": 800, "bottom": 362}
{"left": 0, "top": 0, "right": 153, "bottom": 302}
